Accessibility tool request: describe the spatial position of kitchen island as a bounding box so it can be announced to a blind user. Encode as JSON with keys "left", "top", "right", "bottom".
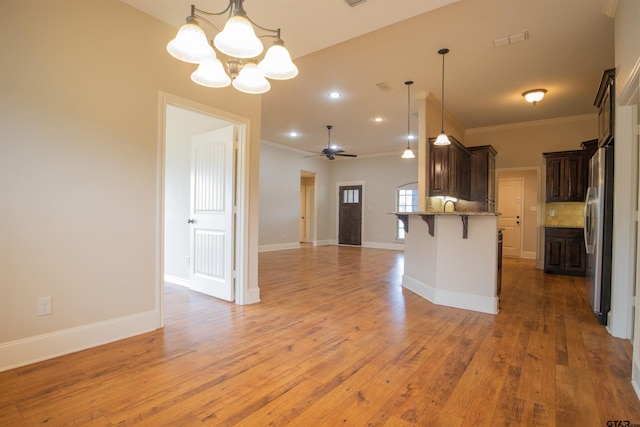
{"left": 395, "top": 211, "right": 500, "bottom": 314}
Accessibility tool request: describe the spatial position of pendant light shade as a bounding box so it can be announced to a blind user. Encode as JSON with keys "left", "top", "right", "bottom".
{"left": 258, "top": 40, "right": 299, "bottom": 80}
{"left": 167, "top": 17, "right": 216, "bottom": 64}
{"left": 433, "top": 48, "right": 451, "bottom": 146}
{"left": 214, "top": 14, "right": 263, "bottom": 59}
{"left": 402, "top": 80, "right": 416, "bottom": 159}
{"left": 232, "top": 62, "right": 271, "bottom": 94}
{"left": 191, "top": 58, "right": 232, "bottom": 88}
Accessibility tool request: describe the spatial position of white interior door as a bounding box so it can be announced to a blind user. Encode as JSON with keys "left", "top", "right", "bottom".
{"left": 498, "top": 178, "right": 523, "bottom": 257}
{"left": 299, "top": 186, "right": 307, "bottom": 242}
{"left": 189, "top": 126, "right": 234, "bottom": 301}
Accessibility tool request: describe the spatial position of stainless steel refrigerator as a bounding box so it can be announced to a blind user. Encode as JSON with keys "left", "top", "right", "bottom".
{"left": 583, "top": 146, "right": 614, "bottom": 325}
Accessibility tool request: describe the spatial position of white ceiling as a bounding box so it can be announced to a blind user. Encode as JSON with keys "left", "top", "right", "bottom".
{"left": 122, "top": 0, "right": 615, "bottom": 156}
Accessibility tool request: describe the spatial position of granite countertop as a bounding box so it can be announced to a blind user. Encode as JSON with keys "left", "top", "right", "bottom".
{"left": 392, "top": 211, "right": 499, "bottom": 216}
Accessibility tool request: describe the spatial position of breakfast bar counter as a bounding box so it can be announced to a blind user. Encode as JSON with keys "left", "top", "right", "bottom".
{"left": 394, "top": 212, "right": 500, "bottom": 314}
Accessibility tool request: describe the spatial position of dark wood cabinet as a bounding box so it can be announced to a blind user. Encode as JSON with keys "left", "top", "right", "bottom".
{"left": 544, "top": 227, "right": 586, "bottom": 276}
{"left": 429, "top": 136, "right": 471, "bottom": 200}
{"left": 543, "top": 150, "right": 586, "bottom": 202}
{"left": 595, "top": 69, "right": 615, "bottom": 147}
{"left": 469, "top": 145, "right": 497, "bottom": 212}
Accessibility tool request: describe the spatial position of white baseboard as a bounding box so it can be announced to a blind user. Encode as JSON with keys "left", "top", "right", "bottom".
{"left": 314, "top": 240, "right": 336, "bottom": 246}
{"left": 0, "top": 310, "right": 160, "bottom": 372}
{"left": 259, "top": 240, "right": 403, "bottom": 251}
{"left": 241, "top": 287, "right": 261, "bottom": 305}
{"left": 521, "top": 251, "right": 536, "bottom": 259}
{"left": 164, "top": 274, "right": 190, "bottom": 288}
{"left": 258, "top": 242, "right": 301, "bottom": 252}
{"left": 362, "top": 241, "right": 404, "bottom": 251}
{"left": 402, "top": 274, "right": 498, "bottom": 314}
{"left": 633, "top": 361, "right": 640, "bottom": 401}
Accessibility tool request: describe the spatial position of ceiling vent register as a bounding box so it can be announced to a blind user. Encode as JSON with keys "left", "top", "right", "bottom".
{"left": 345, "top": 0, "right": 367, "bottom": 7}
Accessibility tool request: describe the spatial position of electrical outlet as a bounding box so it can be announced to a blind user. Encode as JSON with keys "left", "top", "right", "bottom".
{"left": 37, "top": 296, "right": 52, "bottom": 316}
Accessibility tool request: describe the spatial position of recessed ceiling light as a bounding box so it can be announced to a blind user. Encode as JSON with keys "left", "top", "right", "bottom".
{"left": 408, "top": 134, "right": 415, "bottom": 140}
{"left": 289, "top": 131, "right": 299, "bottom": 137}
{"left": 373, "top": 117, "right": 383, "bottom": 122}
{"left": 329, "top": 91, "right": 341, "bottom": 99}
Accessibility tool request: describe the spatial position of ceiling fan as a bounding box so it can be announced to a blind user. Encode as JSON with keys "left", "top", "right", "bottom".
{"left": 315, "top": 125, "right": 357, "bottom": 160}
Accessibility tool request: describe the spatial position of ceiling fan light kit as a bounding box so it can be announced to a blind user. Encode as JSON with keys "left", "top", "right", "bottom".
{"left": 433, "top": 48, "right": 451, "bottom": 146}
{"left": 167, "top": 1, "right": 298, "bottom": 94}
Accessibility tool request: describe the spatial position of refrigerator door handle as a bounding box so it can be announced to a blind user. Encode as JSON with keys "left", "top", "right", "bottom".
{"left": 584, "top": 187, "right": 595, "bottom": 254}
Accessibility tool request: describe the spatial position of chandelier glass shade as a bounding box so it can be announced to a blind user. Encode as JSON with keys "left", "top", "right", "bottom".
{"left": 167, "top": 1, "right": 298, "bottom": 94}
{"left": 191, "top": 58, "right": 232, "bottom": 88}
{"left": 214, "top": 15, "right": 263, "bottom": 59}
{"left": 167, "top": 17, "right": 216, "bottom": 64}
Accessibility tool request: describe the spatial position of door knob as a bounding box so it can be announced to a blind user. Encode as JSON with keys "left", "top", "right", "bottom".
{"left": 187, "top": 219, "right": 195, "bottom": 224}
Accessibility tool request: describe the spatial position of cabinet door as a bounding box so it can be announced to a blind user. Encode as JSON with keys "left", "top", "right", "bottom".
{"left": 430, "top": 145, "right": 448, "bottom": 196}
{"left": 449, "top": 144, "right": 470, "bottom": 200}
{"left": 564, "top": 154, "right": 585, "bottom": 201}
{"left": 545, "top": 236, "right": 566, "bottom": 271}
{"left": 565, "top": 238, "right": 586, "bottom": 273}
{"left": 487, "top": 152, "right": 495, "bottom": 204}
{"left": 546, "top": 157, "right": 564, "bottom": 202}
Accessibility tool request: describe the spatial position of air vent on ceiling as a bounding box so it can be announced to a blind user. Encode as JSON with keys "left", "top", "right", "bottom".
{"left": 345, "top": 0, "right": 367, "bottom": 7}
{"left": 493, "top": 30, "right": 529, "bottom": 48}
{"left": 375, "top": 81, "right": 391, "bottom": 91}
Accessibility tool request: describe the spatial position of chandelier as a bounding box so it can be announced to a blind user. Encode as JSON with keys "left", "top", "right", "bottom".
{"left": 167, "top": 1, "right": 298, "bottom": 94}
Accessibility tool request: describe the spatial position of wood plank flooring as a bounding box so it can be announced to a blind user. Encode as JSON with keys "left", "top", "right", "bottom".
{"left": 2, "top": 246, "right": 639, "bottom": 425}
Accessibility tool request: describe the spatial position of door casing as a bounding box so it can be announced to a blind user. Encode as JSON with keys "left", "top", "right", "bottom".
{"left": 157, "top": 92, "right": 251, "bottom": 327}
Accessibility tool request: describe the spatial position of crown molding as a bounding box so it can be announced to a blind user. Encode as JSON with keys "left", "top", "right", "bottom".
{"left": 466, "top": 113, "right": 597, "bottom": 134}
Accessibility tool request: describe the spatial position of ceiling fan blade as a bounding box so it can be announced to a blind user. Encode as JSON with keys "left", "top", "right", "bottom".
{"left": 335, "top": 153, "right": 357, "bottom": 157}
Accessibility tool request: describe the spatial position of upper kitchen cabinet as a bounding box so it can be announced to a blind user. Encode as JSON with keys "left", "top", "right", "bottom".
{"left": 544, "top": 150, "right": 586, "bottom": 202}
{"left": 594, "top": 69, "right": 615, "bottom": 148}
{"left": 429, "top": 136, "right": 471, "bottom": 200}
{"left": 469, "top": 145, "right": 497, "bottom": 212}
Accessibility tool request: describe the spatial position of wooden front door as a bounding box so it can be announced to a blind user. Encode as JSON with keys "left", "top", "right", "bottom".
{"left": 339, "top": 185, "right": 362, "bottom": 245}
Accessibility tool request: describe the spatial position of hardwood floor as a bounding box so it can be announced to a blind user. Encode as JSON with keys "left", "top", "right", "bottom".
{"left": 2, "top": 246, "right": 639, "bottom": 426}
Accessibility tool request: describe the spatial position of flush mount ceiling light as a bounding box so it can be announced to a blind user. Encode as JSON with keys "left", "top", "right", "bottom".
{"left": 522, "top": 89, "right": 547, "bottom": 106}
{"left": 167, "top": 1, "right": 298, "bottom": 95}
{"left": 434, "top": 48, "right": 451, "bottom": 146}
{"left": 402, "top": 81, "right": 416, "bottom": 159}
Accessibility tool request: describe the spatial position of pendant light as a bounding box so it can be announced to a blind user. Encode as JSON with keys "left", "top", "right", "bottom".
{"left": 434, "top": 48, "right": 451, "bottom": 146}
{"left": 402, "top": 80, "right": 416, "bottom": 159}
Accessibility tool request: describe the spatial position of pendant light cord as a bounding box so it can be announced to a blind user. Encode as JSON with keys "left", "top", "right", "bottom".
{"left": 440, "top": 51, "right": 445, "bottom": 132}
{"left": 406, "top": 81, "right": 412, "bottom": 147}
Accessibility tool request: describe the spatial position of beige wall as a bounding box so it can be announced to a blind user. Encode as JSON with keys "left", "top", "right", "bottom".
{"left": 465, "top": 116, "right": 598, "bottom": 169}
{"left": 0, "top": 0, "right": 261, "bottom": 367}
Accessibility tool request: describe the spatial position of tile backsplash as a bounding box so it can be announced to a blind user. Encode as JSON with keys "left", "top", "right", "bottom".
{"left": 545, "top": 202, "right": 584, "bottom": 227}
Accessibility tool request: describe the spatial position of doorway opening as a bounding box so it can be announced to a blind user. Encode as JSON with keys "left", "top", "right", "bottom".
{"left": 158, "top": 93, "right": 251, "bottom": 326}
{"left": 300, "top": 171, "right": 316, "bottom": 244}
{"left": 497, "top": 168, "right": 539, "bottom": 260}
